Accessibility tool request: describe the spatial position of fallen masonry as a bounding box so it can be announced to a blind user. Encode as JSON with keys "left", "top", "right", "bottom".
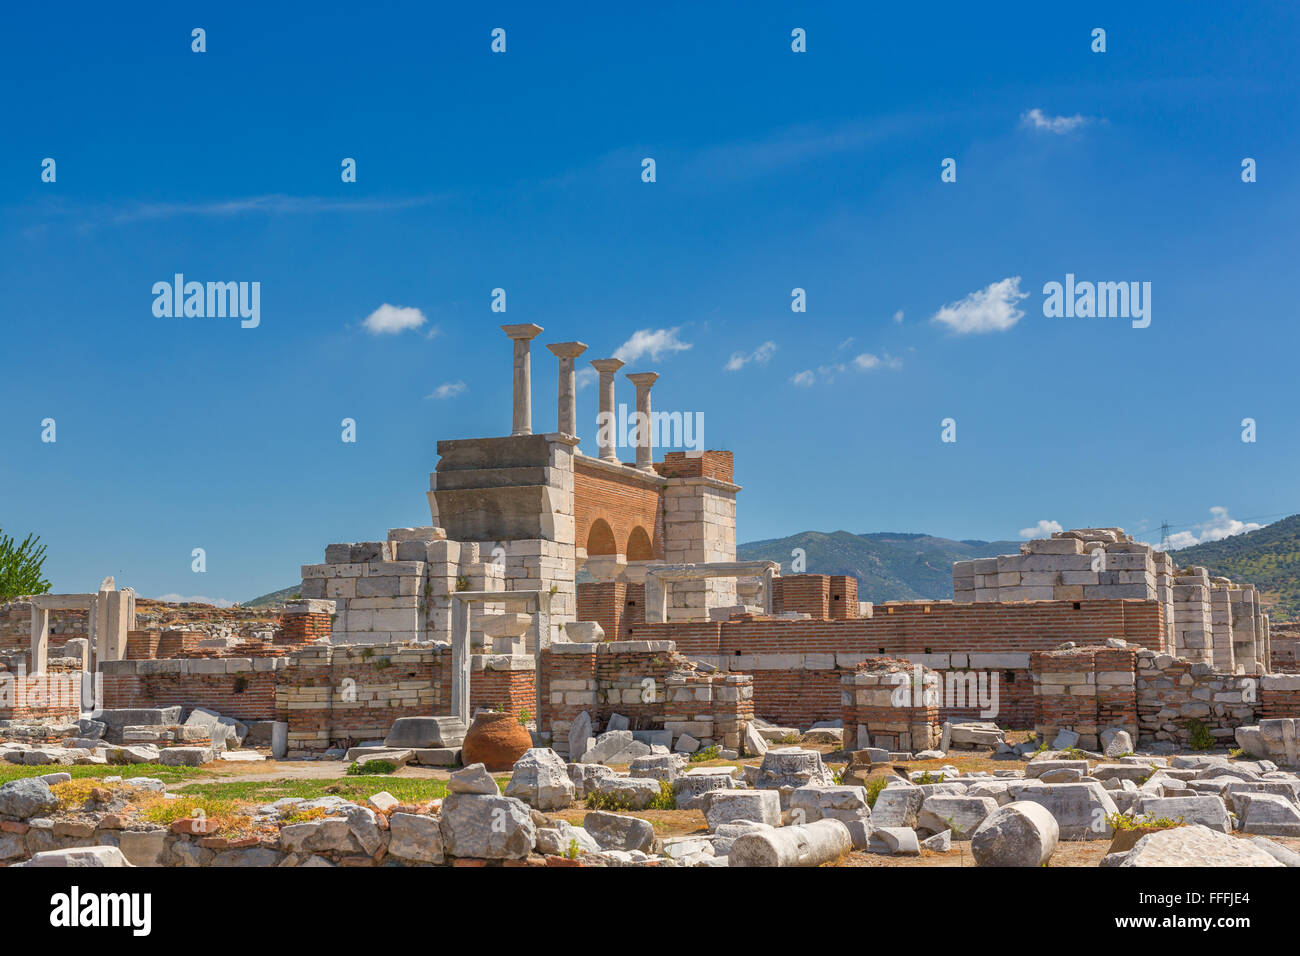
{"left": 1, "top": 737, "right": 1300, "bottom": 869}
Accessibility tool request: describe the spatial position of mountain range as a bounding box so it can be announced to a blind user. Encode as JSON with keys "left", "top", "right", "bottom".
{"left": 736, "top": 530, "right": 1020, "bottom": 603}
{"left": 1169, "top": 514, "right": 1300, "bottom": 622}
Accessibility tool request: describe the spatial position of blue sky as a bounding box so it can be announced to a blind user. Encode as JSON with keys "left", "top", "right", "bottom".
{"left": 3, "top": 2, "right": 1298, "bottom": 603}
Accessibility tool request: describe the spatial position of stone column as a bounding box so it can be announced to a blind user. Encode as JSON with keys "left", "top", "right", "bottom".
{"left": 590, "top": 358, "right": 625, "bottom": 462}
{"left": 30, "top": 605, "right": 49, "bottom": 675}
{"left": 451, "top": 596, "right": 472, "bottom": 725}
{"left": 546, "top": 341, "right": 588, "bottom": 436}
{"left": 501, "top": 323, "right": 543, "bottom": 436}
{"left": 625, "top": 371, "right": 659, "bottom": 471}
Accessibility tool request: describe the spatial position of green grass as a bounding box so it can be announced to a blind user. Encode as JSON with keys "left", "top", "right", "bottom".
{"left": 173, "top": 775, "right": 509, "bottom": 804}
{"left": 0, "top": 763, "right": 201, "bottom": 786}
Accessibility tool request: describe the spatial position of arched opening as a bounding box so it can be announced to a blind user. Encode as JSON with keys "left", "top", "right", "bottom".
{"left": 626, "top": 525, "right": 653, "bottom": 561}
{"left": 586, "top": 519, "right": 617, "bottom": 556}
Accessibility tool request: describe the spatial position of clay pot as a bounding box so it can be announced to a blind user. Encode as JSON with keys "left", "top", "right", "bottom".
{"left": 460, "top": 711, "right": 532, "bottom": 771}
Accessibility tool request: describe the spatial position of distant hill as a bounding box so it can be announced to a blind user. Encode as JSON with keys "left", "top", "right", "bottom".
{"left": 1170, "top": 514, "right": 1300, "bottom": 622}
{"left": 737, "top": 530, "right": 1020, "bottom": 603}
{"left": 243, "top": 585, "right": 301, "bottom": 609}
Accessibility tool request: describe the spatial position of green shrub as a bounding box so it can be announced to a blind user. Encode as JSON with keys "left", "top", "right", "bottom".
{"left": 1187, "top": 719, "right": 1215, "bottom": 752}
{"left": 865, "top": 776, "right": 889, "bottom": 808}
{"left": 1107, "top": 811, "right": 1184, "bottom": 831}
{"left": 689, "top": 745, "right": 721, "bottom": 763}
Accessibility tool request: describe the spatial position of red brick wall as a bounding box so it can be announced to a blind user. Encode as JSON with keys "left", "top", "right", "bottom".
{"left": 576, "top": 581, "right": 646, "bottom": 641}
{"left": 279, "top": 612, "right": 331, "bottom": 645}
{"left": 101, "top": 671, "right": 278, "bottom": 721}
{"left": 773, "top": 575, "right": 831, "bottom": 619}
{"left": 1261, "top": 684, "right": 1300, "bottom": 719}
{"left": 630, "top": 600, "right": 1162, "bottom": 731}
{"left": 471, "top": 667, "right": 535, "bottom": 719}
{"left": 574, "top": 459, "right": 664, "bottom": 559}
{"left": 655, "top": 450, "right": 734, "bottom": 482}
{"left": 750, "top": 671, "right": 842, "bottom": 728}
{"left": 157, "top": 630, "right": 202, "bottom": 658}
{"left": 125, "top": 630, "right": 161, "bottom": 660}
{"left": 829, "top": 576, "right": 859, "bottom": 619}
{"left": 635, "top": 599, "right": 1166, "bottom": 658}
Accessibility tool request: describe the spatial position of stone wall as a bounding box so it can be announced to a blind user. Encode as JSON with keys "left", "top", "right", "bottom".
{"left": 840, "top": 658, "right": 941, "bottom": 752}
{"left": 536, "top": 640, "right": 752, "bottom": 757}
{"left": 1135, "top": 648, "right": 1258, "bottom": 748}
{"left": 0, "top": 603, "right": 88, "bottom": 654}
{"left": 100, "top": 642, "right": 535, "bottom": 754}
{"left": 665, "top": 672, "right": 753, "bottom": 752}
{"left": 1031, "top": 645, "right": 1139, "bottom": 749}
{"left": 1171, "top": 567, "right": 1214, "bottom": 665}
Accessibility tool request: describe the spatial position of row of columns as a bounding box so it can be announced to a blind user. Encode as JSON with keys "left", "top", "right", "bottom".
{"left": 500, "top": 324, "right": 659, "bottom": 471}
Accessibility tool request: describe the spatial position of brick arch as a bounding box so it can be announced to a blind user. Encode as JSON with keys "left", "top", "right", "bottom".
{"left": 573, "top": 458, "right": 664, "bottom": 560}
{"left": 626, "top": 526, "right": 653, "bottom": 561}
{"left": 586, "top": 519, "right": 617, "bottom": 556}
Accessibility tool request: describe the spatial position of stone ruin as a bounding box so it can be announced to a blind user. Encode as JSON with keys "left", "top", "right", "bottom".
{"left": 4, "top": 327, "right": 1300, "bottom": 870}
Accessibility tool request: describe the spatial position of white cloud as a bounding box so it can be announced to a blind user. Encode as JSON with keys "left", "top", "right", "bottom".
{"left": 153, "top": 593, "right": 237, "bottom": 608}
{"left": 613, "top": 327, "right": 693, "bottom": 364}
{"left": 575, "top": 367, "right": 598, "bottom": 390}
{"left": 362, "top": 303, "right": 427, "bottom": 335}
{"left": 1019, "top": 519, "right": 1064, "bottom": 540}
{"left": 1158, "top": 507, "right": 1264, "bottom": 550}
{"left": 427, "top": 381, "right": 467, "bottom": 400}
{"left": 931, "top": 277, "right": 1028, "bottom": 335}
{"left": 892, "top": 309, "right": 904, "bottom": 323}
{"left": 1020, "top": 108, "right": 1091, "bottom": 134}
{"left": 792, "top": 352, "right": 901, "bottom": 386}
{"left": 725, "top": 341, "right": 777, "bottom": 371}
{"left": 853, "top": 352, "right": 902, "bottom": 371}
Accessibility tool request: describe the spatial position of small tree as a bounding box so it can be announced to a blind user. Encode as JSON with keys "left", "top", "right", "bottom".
{"left": 0, "top": 530, "right": 51, "bottom": 601}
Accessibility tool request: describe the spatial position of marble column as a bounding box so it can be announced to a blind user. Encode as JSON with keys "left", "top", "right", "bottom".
{"left": 625, "top": 371, "right": 659, "bottom": 471}
{"left": 546, "top": 341, "right": 588, "bottom": 436}
{"left": 590, "top": 358, "right": 625, "bottom": 462}
{"left": 30, "top": 606, "right": 49, "bottom": 675}
{"left": 501, "top": 323, "right": 543, "bottom": 436}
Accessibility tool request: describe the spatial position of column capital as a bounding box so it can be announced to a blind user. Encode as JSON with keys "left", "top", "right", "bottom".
{"left": 590, "top": 357, "right": 625, "bottom": 374}
{"left": 501, "top": 323, "right": 544, "bottom": 341}
{"left": 547, "top": 341, "right": 588, "bottom": 359}
{"left": 625, "top": 371, "right": 659, "bottom": 389}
